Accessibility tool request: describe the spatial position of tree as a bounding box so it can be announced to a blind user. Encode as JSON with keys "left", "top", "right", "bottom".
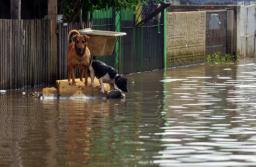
{"left": 59, "top": 0, "right": 149, "bottom": 24}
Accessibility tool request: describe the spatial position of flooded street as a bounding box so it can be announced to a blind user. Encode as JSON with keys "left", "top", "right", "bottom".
{"left": 1, "top": 59, "right": 256, "bottom": 167}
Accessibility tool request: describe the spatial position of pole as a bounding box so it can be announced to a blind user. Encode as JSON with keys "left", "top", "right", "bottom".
{"left": 48, "top": 0, "right": 58, "bottom": 81}
{"left": 115, "top": 10, "right": 121, "bottom": 70}
{"left": 163, "top": 0, "right": 167, "bottom": 69}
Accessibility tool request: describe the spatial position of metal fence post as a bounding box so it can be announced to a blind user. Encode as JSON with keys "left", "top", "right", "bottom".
{"left": 163, "top": 0, "right": 167, "bottom": 69}
{"left": 115, "top": 10, "right": 121, "bottom": 71}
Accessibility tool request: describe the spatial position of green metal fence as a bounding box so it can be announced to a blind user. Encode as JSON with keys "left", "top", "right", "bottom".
{"left": 91, "top": 7, "right": 164, "bottom": 74}
{"left": 91, "top": 8, "right": 116, "bottom": 67}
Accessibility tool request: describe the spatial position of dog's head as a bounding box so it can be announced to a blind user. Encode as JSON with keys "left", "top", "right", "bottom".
{"left": 115, "top": 75, "right": 128, "bottom": 93}
{"left": 73, "top": 34, "right": 90, "bottom": 57}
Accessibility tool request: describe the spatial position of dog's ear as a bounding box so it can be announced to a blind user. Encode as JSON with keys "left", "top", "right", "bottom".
{"left": 83, "top": 35, "right": 90, "bottom": 42}
{"left": 69, "top": 34, "right": 78, "bottom": 43}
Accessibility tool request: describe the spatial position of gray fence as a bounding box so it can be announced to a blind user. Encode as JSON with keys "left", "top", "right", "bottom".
{"left": 0, "top": 19, "right": 54, "bottom": 90}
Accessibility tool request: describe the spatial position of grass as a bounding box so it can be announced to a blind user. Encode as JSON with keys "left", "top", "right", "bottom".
{"left": 206, "top": 52, "right": 239, "bottom": 64}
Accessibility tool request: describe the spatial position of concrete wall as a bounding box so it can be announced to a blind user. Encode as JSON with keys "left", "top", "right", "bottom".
{"left": 166, "top": 11, "right": 206, "bottom": 67}
{"left": 237, "top": 4, "right": 256, "bottom": 57}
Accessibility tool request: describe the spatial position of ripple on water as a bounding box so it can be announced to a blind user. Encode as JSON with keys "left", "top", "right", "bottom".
{"left": 160, "top": 78, "right": 187, "bottom": 83}
{"left": 2, "top": 62, "right": 256, "bottom": 167}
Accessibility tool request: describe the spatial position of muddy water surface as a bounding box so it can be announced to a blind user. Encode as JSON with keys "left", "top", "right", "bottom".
{"left": 1, "top": 60, "right": 256, "bottom": 167}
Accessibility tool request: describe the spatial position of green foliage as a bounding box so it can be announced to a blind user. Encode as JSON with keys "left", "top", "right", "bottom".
{"left": 59, "top": 0, "right": 149, "bottom": 22}
{"left": 206, "top": 52, "right": 238, "bottom": 64}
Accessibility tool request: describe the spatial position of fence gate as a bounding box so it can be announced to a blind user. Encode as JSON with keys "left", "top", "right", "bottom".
{"left": 206, "top": 10, "right": 227, "bottom": 55}
{"left": 238, "top": 4, "right": 256, "bottom": 57}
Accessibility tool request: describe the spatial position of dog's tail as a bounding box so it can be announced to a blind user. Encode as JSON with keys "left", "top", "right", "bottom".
{"left": 68, "top": 29, "right": 80, "bottom": 43}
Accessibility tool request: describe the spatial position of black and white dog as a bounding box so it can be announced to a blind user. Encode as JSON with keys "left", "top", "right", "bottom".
{"left": 89, "top": 59, "right": 128, "bottom": 96}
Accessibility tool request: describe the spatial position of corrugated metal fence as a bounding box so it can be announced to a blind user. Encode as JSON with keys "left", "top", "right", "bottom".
{"left": 121, "top": 23, "right": 164, "bottom": 73}
{"left": 120, "top": 9, "right": 164, "bottom": 73}
{"left": 0, "top": 19, "right": 54, "bottom": 90}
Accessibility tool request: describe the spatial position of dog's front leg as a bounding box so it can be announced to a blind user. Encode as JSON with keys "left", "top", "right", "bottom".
{"left": 91, "top": 76, "right": 96, "bottom": 88}
{"left": 80, "top": 66, "right": 84, "bottom": 82}
{"left": 99, "top": 78, "right": 105, "bottom": 93}
{"left": 89, "top": 66, "right": 96, "bottom": 87}
{"left": 84, "top": 67, "right": 88, "bottom": 86}
{"left": 68, "top": 68, "right": 71, "bottom": 84}
{"left": 68, "top": 65, "right": 76, "bottom": 85}
{"left": 71, "top": 67, "right": 76, "bottom": 85}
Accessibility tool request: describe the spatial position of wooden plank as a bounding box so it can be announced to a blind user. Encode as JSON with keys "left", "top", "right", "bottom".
{"left": 9, "top": 20, "right": 12, "bottom": 89}
{"left": 31, "top": 20, "right": 34, "bottom": 86}
{"left": 0, "top": 20, "right": 3, "bottom": 89}
{"left": 41, "top": 77, "right": 125, "bottom": 99}
{"left": 42, "top": 87, "right": 58, "bottom": 97}
{"left": 30, "top": 20, "right": 34, "bottom": 86}
{"left": 47, "top": 19, "right": 51, "bottom": 85}
{"left": 13, "top": 19, "right": 16, "bottom": 88}
{"left": 0, "top": 20, "right": 4, "bottom": 89}
{"left": 37, "top": 20, "right": 41, "bottom": 85}
{"left": 24, "top": 20, "right": 29, "bottom": 87}
{"left": 19, "top": 20, "right": 23, "bottom": 87}
{"left": 41, "top": 20, "right": 46, "bottom": 84}
{"left": 47, "top": 20, "right": 52, "bottom": 84}
{"left": 48, "top": 0, "right": 58, "bottom": 83}
{"left": 23, "top": 20, "right": 27, "bottom": 87}
{"left": 56, "top": 78, "right": 111, "bottom": 97}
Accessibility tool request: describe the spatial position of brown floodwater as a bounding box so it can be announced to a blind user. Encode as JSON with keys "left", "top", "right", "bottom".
{"left": 1, "top": 59, "right": 256, "bottom": 167}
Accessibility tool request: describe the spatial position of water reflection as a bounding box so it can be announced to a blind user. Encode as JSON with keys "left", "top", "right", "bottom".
{"left": 0, "top": 93, "right": 53, "bottom": 167}
{"left": 159, "top": 61, "right": 256, "bottom": 166}
{"left": 1, "top": 60, "right": 256, "bottom": 166}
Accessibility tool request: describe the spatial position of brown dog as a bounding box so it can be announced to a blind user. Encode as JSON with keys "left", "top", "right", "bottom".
{"left": 67, "top": 29, "right": 91, "bottom": 86}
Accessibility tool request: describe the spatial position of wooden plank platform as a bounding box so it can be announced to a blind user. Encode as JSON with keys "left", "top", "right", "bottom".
{"left": 42, "top": 78, "right": 112, "bottom": 98}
